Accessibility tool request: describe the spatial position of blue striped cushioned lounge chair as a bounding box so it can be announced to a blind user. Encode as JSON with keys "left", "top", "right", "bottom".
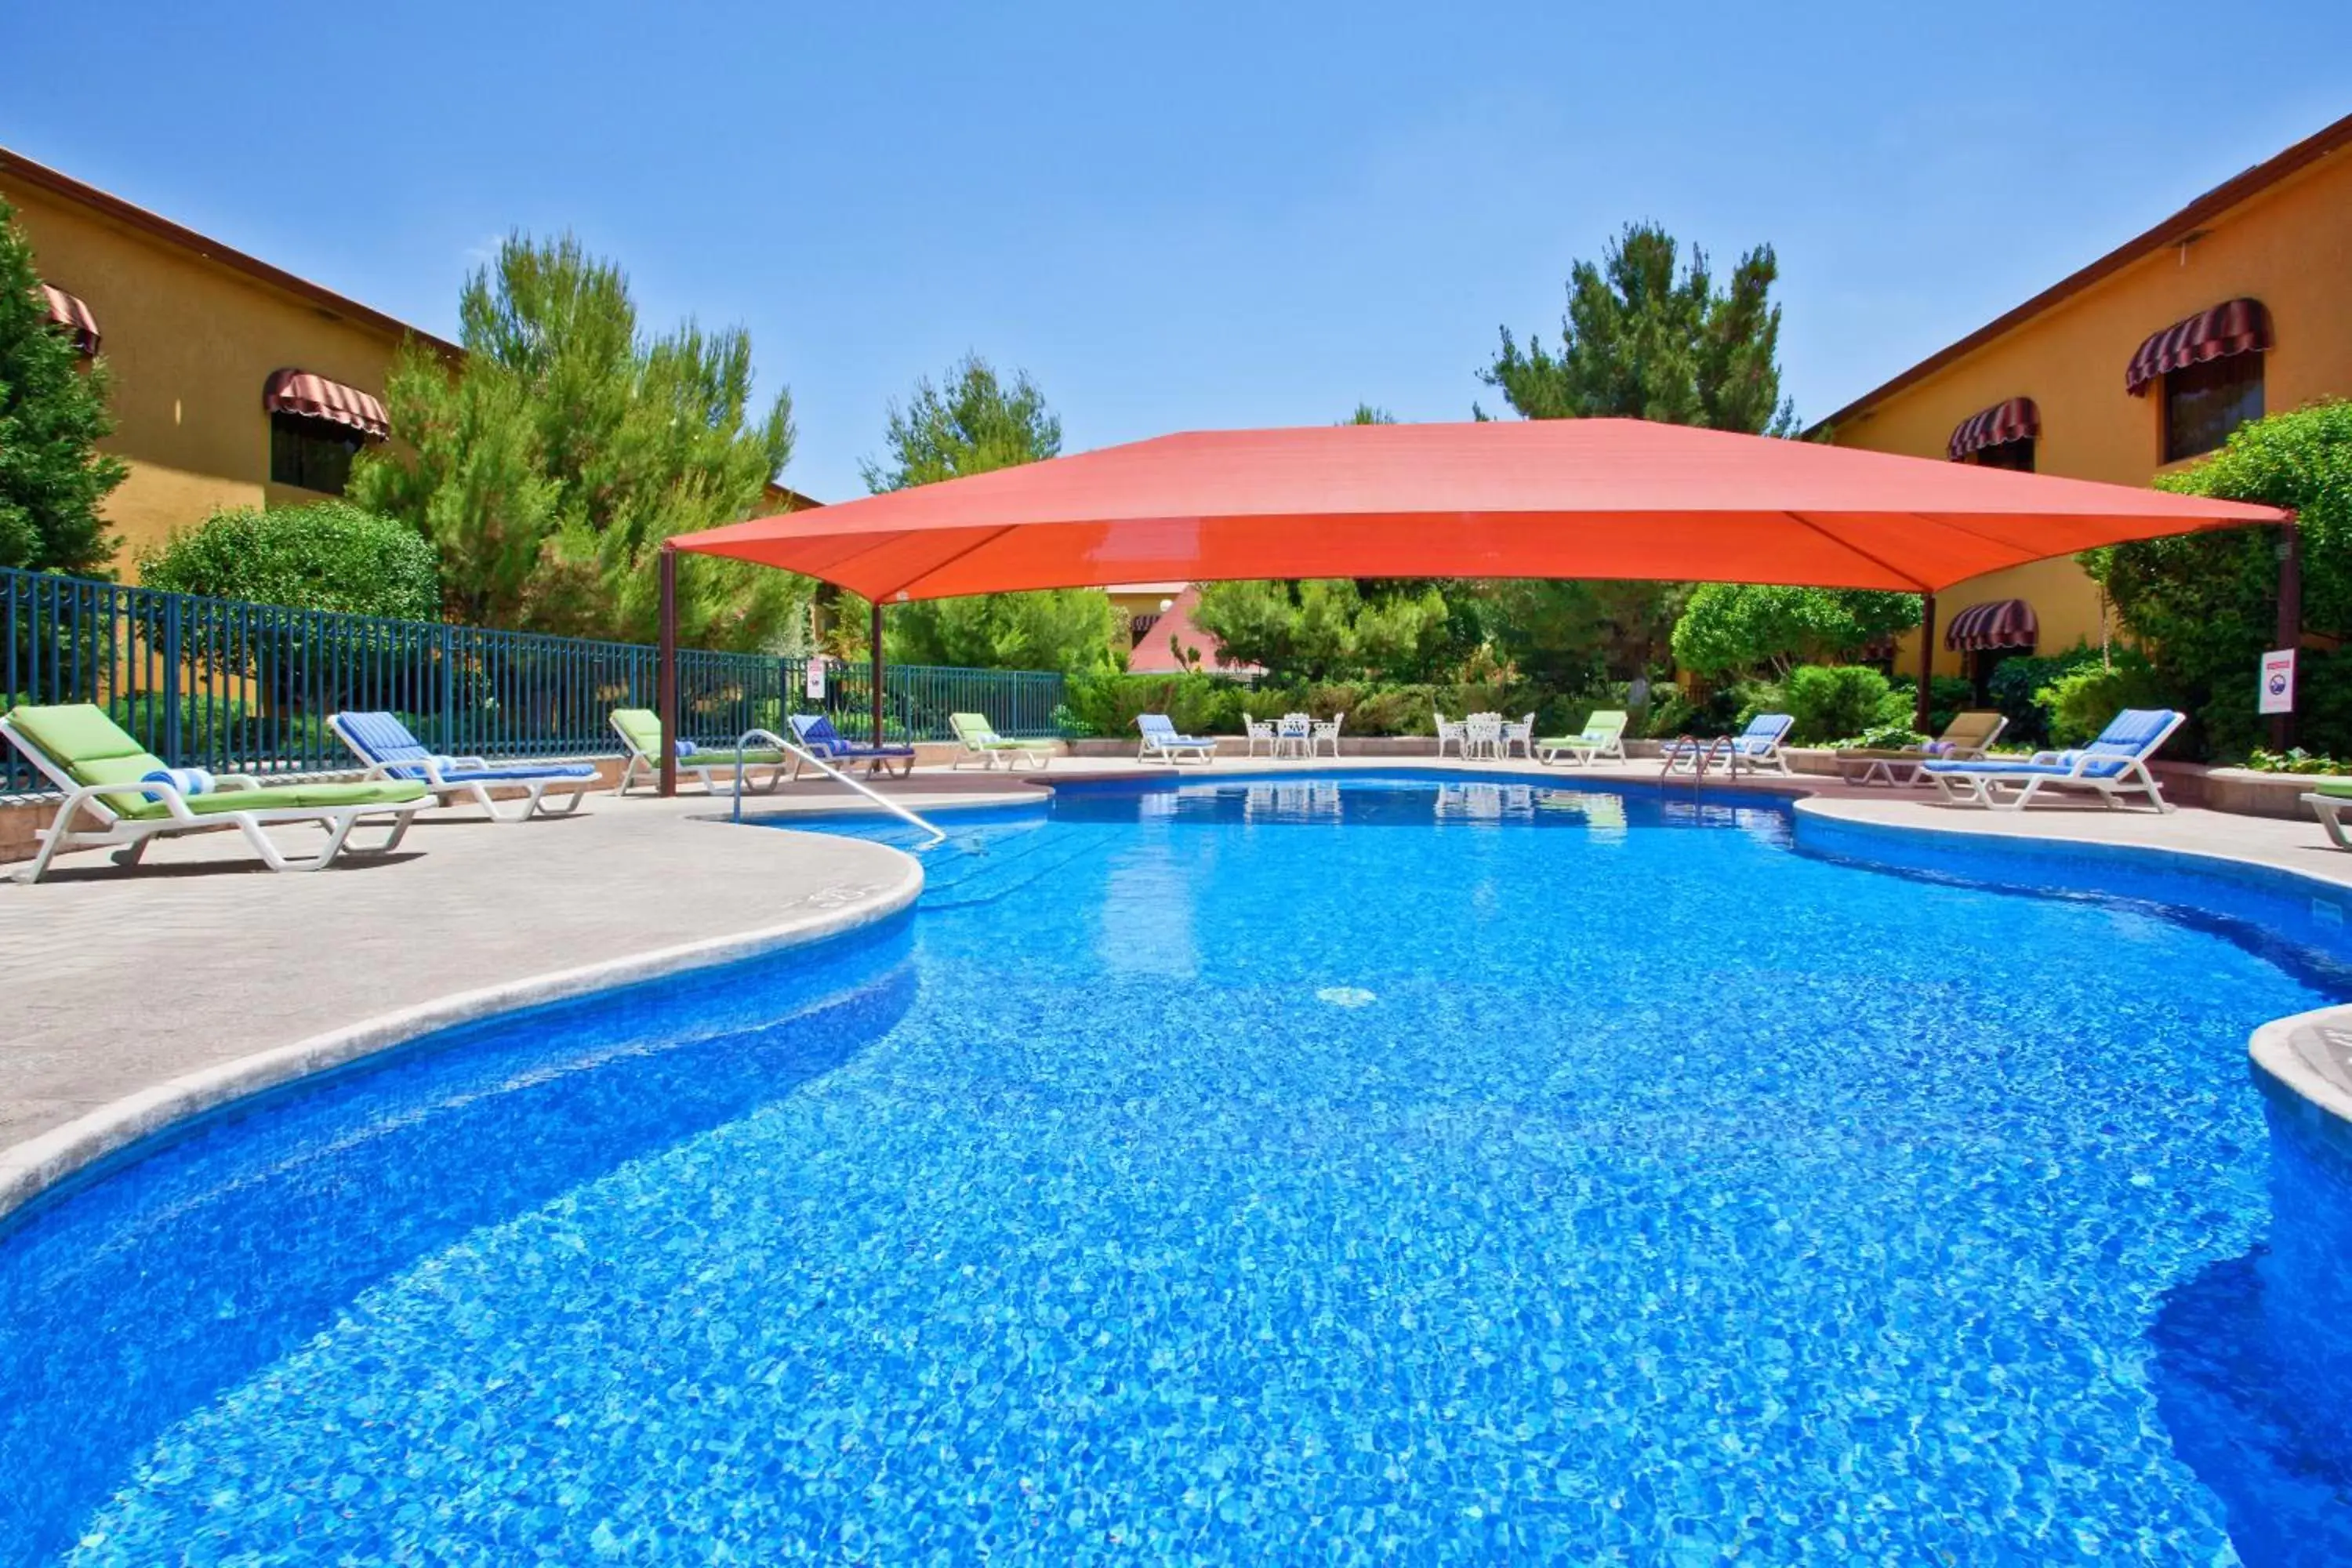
{"left": 1660, "top": 713, "right": 1794, "bottom": 778}
{"left": 789, "top": 713, "right": 916, "bottom": 778}
{"left": 1135, "top": 713, "right": 1218, "bottom": 764}
{"left": 1922, "top": 708, "right": 2184, "bottom": 812}
{"left": 331, "top": 711, "right": 604, "bottom": 824}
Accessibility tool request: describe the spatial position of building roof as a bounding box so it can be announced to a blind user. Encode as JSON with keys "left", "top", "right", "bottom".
{"left": 1, "top": 143, "right": 463, "bottom": 358}
{"left": 1810, "top": 110, "right": 2352, "bottom": 435}
{"left": 1127, "top": 586, "right": 1261, "bottom": 676}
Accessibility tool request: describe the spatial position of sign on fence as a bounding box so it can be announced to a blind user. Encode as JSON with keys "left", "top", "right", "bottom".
{"left": 2259, "top": 648, "right": 2297, "bottom": 716}
{"left": 805, "top": 655, "right": 827, "bottom": 700}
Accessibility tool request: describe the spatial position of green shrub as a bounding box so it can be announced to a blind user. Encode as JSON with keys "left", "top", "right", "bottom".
{"left": 2034, "top": 651, "right": 2176, "bottom": 747}
{"left": 138, "top": 500, "right": 441, "bottom": 619}
{"left": 1784, "top": 665, "right": 1894, "bottom": 744}
{"left": 1065, "top": 671, "right": 1250, "bottom": 738}
{"left": 2085, "top": 400, "right": 2351, "bottom": 760}
{"left": 1980, "top": 645, "right": 2101, "bottom": 749}
{"left": 2245, "top": 746, "right": 2349, "bottom": 775}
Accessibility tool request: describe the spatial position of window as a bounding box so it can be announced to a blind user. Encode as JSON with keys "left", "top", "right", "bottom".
{"left": 1968, "top": 437, "right": 2034, "bottom": 473}
{"left": 270, "top": 412, "right": 362, "bottom": 494}
{"left": 2162, "top": 352, "right": 2263, "bottom": 463}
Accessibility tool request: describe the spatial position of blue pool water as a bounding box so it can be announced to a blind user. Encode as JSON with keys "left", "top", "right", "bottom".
{"left": 5, "top": 773, "right": 2351, "bottom": 1564}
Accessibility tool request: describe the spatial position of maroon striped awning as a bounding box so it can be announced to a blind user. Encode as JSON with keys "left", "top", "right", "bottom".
{"left": 1947, "top": 397, "right": 2038, "bottom": 460}
{"left": 40, "top": 283, "right": 100, "bottom": 357}
{"left": 1944, "top": 598, "right": 2038, "bottom": 652}
{"left": 2125, "top": 297, "right": 2271, "bottom": 396}
{"left": 263, "top": 368, "right": 389, "bottom": 439}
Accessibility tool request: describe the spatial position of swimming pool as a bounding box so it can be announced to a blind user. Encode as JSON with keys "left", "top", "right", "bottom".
{"left": 5, "top": 772, "right": 2350, "bottom": 1563}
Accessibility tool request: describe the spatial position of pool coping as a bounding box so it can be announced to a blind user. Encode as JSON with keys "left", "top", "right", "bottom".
{"left": 1784, "top": 794, "right": 2352, "bottom": 1142}
{"left": 5, "top": 761, "right": 2349, "bottom": 1225}
{"left": 0, "top": 842, "right": 926, "bottom": 1225}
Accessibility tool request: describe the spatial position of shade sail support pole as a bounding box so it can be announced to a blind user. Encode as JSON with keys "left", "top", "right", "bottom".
{"left": 870, "top": 600, "right": 885, "bottom": 749}
{"left": 2274, "top": 513, "right": 2302, "bottom": 751}
{"left": 1915, "top": 593, "right": 1937, "bottom": 735}
{"left": 658, "top": 544, "right": 679, "bottom": 798}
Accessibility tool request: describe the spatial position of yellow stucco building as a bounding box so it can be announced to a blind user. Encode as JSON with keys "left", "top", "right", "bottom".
{"left": 1816, "top": 111, "right": 2351, "bottom": 689}
{"left": 2, "top": 145, "right": 460, "bottom": 574}
{"left": 4, "top": 146, "right": 822, "bottom": 582}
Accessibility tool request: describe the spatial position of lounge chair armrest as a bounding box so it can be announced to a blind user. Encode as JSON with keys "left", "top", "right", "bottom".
{"left": 210, "top": 774, "right": 267, "bottom": 792}
{"left": 52, "top": 779, "right": 198, "bottom": 825}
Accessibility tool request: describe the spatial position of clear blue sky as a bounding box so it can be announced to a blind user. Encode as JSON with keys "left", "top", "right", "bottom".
{"left": 5, "top": 2, "right": 2347, "bottom": 503}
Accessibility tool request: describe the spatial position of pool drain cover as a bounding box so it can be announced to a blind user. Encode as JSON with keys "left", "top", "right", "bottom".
{"left": 1316, "top": 985, "right": 1378, "bottom": 1007}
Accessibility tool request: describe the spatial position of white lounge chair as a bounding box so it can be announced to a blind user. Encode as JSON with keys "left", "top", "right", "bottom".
{"left": 331, "top": 711, "right": 603, "bottom": 823}
{"left": 3, "top": 702, "right": 429, "bottom": 882}
{"left": 610, "top": 708, "right": 793, "bottom": 795}
{"left": 949, "top": 711, "right": 1057, "bottom": 771}
{"left": 1661, "top": 713, "right": 1794, "bottom": 778}
{"left": 1136, "top": 713, "right": 1218, "bottom": 764}
{"left": 2305, "top": 779, "right": 2352, "bottom": 849}
{"left": 1923, "top": 708, "right": 2184, "bottom": 811}
{"left": 1535, "top": 710, "right": 1628, "bottom": 767}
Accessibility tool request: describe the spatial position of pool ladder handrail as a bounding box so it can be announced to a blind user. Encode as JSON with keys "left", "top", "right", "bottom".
{"left": 729, "top": 728, "right": 948, "bottom": 847}
{"left": 1660, "top": 733, "right": 1746, "bottom": 783}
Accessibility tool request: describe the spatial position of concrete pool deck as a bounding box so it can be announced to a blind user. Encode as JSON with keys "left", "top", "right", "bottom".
{"left": 4, "top": 753, "right": 2350, "bottom": 1218}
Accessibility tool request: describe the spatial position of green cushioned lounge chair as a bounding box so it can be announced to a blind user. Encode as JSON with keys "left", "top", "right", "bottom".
{"left": 609, "top": 709, "right": 792, "bottom": 796}
{"left": 2303, "top": 778, "right": 2352, "bottom": 851}
{"left": 1534, "top": 710, "right": 1628, "bottom": 768}
{"left": 1, "top": 702, "right": 429, "bottom": 882}
{"left": 949, "top": 712, "right": 1057, "bottom": 771}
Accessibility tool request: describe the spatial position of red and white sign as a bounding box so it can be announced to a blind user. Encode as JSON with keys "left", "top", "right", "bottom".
{"left": 805, "top": 655, "right": 827, "bottom": 701}
{"left": 2259, "top": 648, "right": 2296, "bottom": 716}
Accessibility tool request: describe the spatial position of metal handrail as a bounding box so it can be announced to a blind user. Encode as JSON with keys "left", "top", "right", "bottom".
{"left": 729, "top": 728, "right": 947, "bottom": 847}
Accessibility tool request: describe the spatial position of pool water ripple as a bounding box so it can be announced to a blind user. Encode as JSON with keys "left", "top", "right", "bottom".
{"left": 6, "top": 775, "right": 2350, "bottom": 1564}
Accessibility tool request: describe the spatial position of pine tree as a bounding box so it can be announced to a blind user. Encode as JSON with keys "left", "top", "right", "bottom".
{"left": 0, "top": 198, "right": 126, "bottom": 573}
{"left": 350, "top": 233, "right": 807, "bottom": 649}
{"left": 1479, "top": 222, "right": 1797, "bottom": 434}
{"left": 855, "top": 357, "right": 1118, "bottom": 674}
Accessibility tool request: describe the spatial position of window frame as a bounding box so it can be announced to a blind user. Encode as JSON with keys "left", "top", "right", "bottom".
{"left": 268, "top": 412, "right": 365, "bottom": 495}
{"left": 2159, "top": 351, "right": 2264, "bottom": 465}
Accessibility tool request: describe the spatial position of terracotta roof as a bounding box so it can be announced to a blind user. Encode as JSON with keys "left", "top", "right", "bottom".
{"left": 1811, "top": 111, "right": 2352, "bottom": 435}
{"left": 1127, "top": 586, "right": 1261, "bottom": 676}
{"left": 0, "top": 143, "right": 461, "bottom": 360}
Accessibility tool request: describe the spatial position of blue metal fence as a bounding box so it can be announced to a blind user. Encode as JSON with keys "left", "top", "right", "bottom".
{"left": 0, "top": 566, "right": 1065, "bottom": 794}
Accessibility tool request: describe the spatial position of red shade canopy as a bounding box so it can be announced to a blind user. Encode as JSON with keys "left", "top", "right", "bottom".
{"left": 674, "top": 418, "right": 2283, "bottom": 600}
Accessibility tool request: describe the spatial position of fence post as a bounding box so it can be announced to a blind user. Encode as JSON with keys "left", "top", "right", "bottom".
{"left": 161, "top": 592, "right": 184, "bottom": 764}
{"left": 437, "top": 623, "right": 457, "bottom": 753}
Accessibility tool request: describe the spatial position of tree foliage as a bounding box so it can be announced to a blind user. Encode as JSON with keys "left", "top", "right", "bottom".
{"left": 1480, "top": 221, "right": 1798, "bottom": 435}
{"left": 1192, "top": 579, "right": 1454, "bottom": 683}
{"left": 0, "top": 198, "right": 125, "bottom": 573}
{"left": 855, "top": 355, "right": 1118, "bottom": 673}
{"left": 2082, "top": 400, "right": 2352, "bottom": 758}
{"left": 1670, "top": 583, "right": 1921, "bottom": 677}
{"left": 349, "top": 232, "right": 807, "bottom": 650}
{"left": 138, "top": 500, "right": 440, "bottom": 619}
{"left": 860, "top": 355, "right": 1062, "bottom": 492}
{"left": 1475, "top": 222, "right": 1804, "bottom": 686}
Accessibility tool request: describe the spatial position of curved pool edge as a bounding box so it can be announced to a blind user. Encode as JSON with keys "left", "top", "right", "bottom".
{"left": 1788, "top": 796, "right": 2352, "bottom": 1134}
{"left": 0, "top": 838, "right": 927, "bottom": 1226}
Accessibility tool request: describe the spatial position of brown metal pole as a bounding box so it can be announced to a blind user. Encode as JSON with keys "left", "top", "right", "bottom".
{"left": 658, "top": 545, "right": 679, "bottom": 798}
{"left": 869, "top": 599, "right": 886, "bottom": 748}
{"left": 1915, "top": 592, "right": 1937, "bottom": 735}
{"left": 2272, "top": 514, "right": 2302, "bottom": 751}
